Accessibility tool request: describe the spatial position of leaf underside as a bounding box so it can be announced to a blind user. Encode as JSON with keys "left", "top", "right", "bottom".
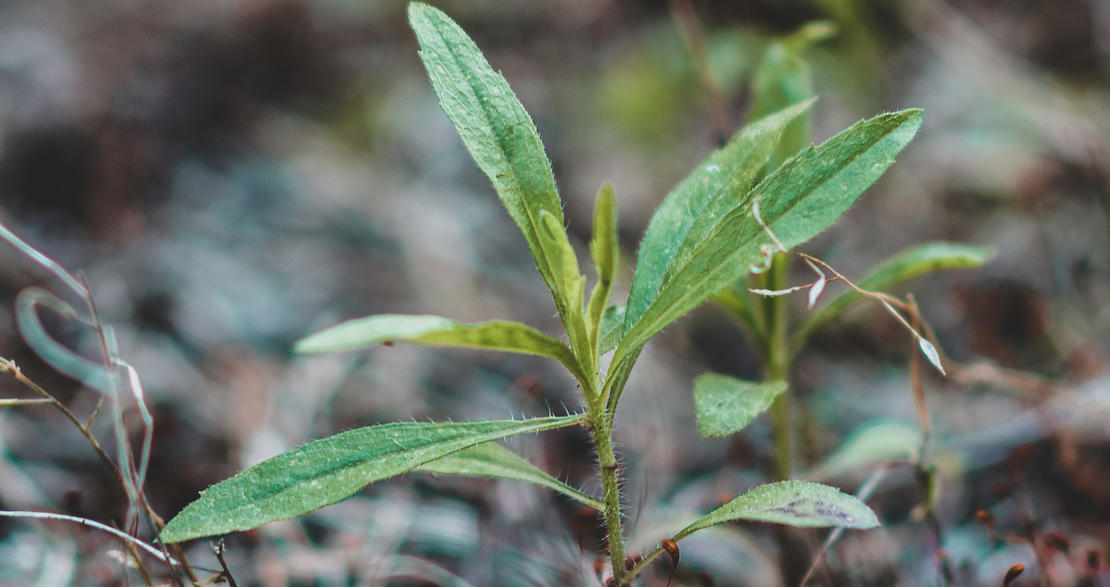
{"left": 161, "top": 415, "right": 583, "bottom": 543}
{"left": 294, "top": 314, "right": 587, "bottom": 383}
{"left": 675, "top": 480, "right": 879, "bottom": 540}
{"left": 693, "top": 375, "right": 788, "bottom": 438}
{"left": 417, "top": 442, "right": 603, "bottom": 510}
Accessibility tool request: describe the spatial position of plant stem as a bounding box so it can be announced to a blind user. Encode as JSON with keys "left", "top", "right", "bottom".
{"left": 760, "top": 254, "right": 792, "bottom": 480}
{"left": 590, "top": 412, "right": 626, "bottom": 583}
{"left": 622, "top": 542, "right": 668, "bottom": 585}
{"left": 769, "top": 394, "right": 792, "bottom": 480}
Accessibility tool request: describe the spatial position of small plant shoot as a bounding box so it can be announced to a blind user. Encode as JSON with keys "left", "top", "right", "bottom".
{"left": 157, "top": 4, "right": 988, "bottom": 584}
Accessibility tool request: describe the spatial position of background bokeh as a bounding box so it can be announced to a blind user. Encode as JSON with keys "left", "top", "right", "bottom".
{"left": 0, "top": 0, "right": 1107, "bottom": 585}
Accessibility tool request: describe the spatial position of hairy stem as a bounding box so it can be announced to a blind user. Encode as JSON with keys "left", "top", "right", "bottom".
{"left": 590, "top": 412, "right": 626, "bottom": 583}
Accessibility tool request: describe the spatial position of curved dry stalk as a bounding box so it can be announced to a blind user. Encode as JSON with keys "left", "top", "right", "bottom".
{"left": 1, "top": 357, "right": 127, "bottom": 489}
{"left": 799, "top": 465, "right": 894, "bottom": 585}
{"left": 765, "top": 252, "right": 947, "bottom": 374}
{"left": 0, "top": 357, "right": 200, "bottom": 586}
{"left": 0, "top": 510, "right": 180, "bottom": 566}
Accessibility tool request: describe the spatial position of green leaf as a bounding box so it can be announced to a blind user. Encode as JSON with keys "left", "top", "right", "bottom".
{"left": 618, "top": 108, "right": 923, "bottom": 364}
{"left": 620, "top": 100, "right": 815, "bottom": 357}
{"left": 693, "top": 375, "right": 787, "bottom": 438}
{"left": 813, "top": 421, "right": 920, "bottom": 479}
{"left": 294, "top": 314, "right": 588, "bottom": 385}
{"left": 598, "top": 304, "right": 625, "bottom": 356}
{"left": 408, "top": 3, "right": 582, "bottom": 331}
{"left": 416, "top": 442, "right": 604, "bottom": 510}
{"left": 674, "top": 481, "right": 879, "bottom": 540}
{"left": 161, "top": 414, "right": 585, "bottom": 542}
{"left": 744, "top": 108, "right": 923, "bottom": 255}
{"left": 749, "top": 21, "right": 835, "bottom": 169}
{"left": 538, "top": 211, "right": 589, "bottom": 355}
{"left": 587, "top": 183, "right": 618, "bottom": 353}
{"left": 797, "top": 242, "right": 994, "bottom": 344}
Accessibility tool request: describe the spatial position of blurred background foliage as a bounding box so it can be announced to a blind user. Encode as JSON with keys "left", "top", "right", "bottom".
{"left": 0, "top": 0, "right": 1107, "bottom": 585}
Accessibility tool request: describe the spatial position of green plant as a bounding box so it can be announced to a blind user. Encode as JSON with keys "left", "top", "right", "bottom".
{"left": 158, "top": 3, "right": 953, "bottom": 583}
{"left": 689, "top": 20, "right": 993, "bottom": 482}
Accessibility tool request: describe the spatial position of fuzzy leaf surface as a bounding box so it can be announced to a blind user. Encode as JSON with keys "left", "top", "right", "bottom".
{"left": 295, "top": 314, "right": 584, "bottom": 381}
{"left": 161, "top": 415, "right": 584, "bottom": 542}
{"left": 618, "top": 108, "right": 923, "bottom": 363}
{"left": 693, "top": 375, "right": 787, "bottom": 438}
{"left": 417, "top": 442, "right": 603, "bottom": 510}
{"left": 587, "top": 183, "right": 618, "bottom": 354}
{"left": 408, "top": 3, "right": 581, "bottom": 325}
{"left": 675, "top": 481, "right": 879, "bottom": 540}
{"left": 798, "top": 242, "right": 993, "bottom": 342}
{"left": 621, "top": 100, "right": 814, "bottom": 354}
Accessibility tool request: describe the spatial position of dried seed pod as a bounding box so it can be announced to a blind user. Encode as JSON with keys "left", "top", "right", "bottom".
{"left": 592, "top": 556, "right": 605, "bottom": 577}
{"left": 513, "top": 373, "right": 544, "bottom": 398}
{"left": 1003, "top": 563, "right": 1024, "bottom": 586}
{"left": 662, "top": 539, "right": 681, "bottom": 587}
{"left": 573, "top": 508, "right": 597, "bottom": 553}
{"left": 662, "top": 539, "right": 680, "bottom": 566}
{"left": 573, "top": 508, "right": 597, "bottom": 530}
{"left": 696, "top": 570, "right": 717, "bottom": 587}
{"left": 975, "top": 509, "right": 995, "bottom": 530}
{"left": 1043, "top": 530, "right": 1070, "bottom": 553}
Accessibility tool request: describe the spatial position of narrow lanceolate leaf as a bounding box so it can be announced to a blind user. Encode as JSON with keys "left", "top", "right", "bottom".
{"left": 538, "top": 210, "right": 589, "bottom": 359}
{"left": 619, "top": 100, "right": 814, "bottom": 370}
{"left": 619, "top": 108, "right": 923, "bottom": 365}
{"left": 295, "top": 314, "right": 587, "bottom": 384}
{"left": 408, "top": 3, "right": 582, "bottom": 328}
{"left": 160, "top": 415, "right": 584, "bottom": 542}
{"left": 797, "top": 242, "right": 994, "bottom": 343}
{"left": 416, "top": 442, "right": 604, "bottom": 510}
{"left": 587, "top": 184, "right": 618, "bottom": 353}
{"left": 693, "top": 375, "right": 787, "bottom": 438}
{"left": 674, "top": 481, "right": 879, "bottom": 540}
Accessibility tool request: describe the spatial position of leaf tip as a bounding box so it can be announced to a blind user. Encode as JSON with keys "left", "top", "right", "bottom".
{"left": 292, "top": 332, "right": 330, "bottom": 355}
{"left": 917, "top": 337, "right": 945, "bottom": 375}
{"left": 406, "top": 1, "right": 432, "bottom": 20}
